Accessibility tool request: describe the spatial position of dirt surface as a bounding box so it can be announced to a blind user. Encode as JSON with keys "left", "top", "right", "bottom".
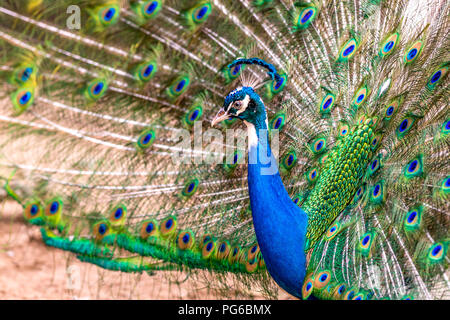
{"left": 0, "top": 201, "right": 293, "bottom": 300}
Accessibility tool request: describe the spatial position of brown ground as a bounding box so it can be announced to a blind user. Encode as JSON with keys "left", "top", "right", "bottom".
{"left": 0, "top": 200, "right": 293, "bottom": 300}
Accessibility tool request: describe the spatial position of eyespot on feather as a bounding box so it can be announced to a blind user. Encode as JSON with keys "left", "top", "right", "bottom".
{"left": 216, "top": 240, "right": 231, "bottom": 259}
{"left": 247, "top": 244, "right": 260, "bottom": 261}
{"left": 202, "top": 240, "right": 216, "bottom": 259}
{"left": 140, "top": 219, "right": 159, "bottom": 239}
{"left": 177, "top": 230, "right": 195, "bottom": 250}
{"left": 379, "top": 33, "right": 399, "bottom": 57}
{"left": 338, "top": 38, "right": 359, "bottom": 61}
{"left": 24, "top": 200, "right": 44, "bottom": 224}
{"left": 403, "top": 41, "right": 423, "bottom": 64}
{"left": 314, "top": 270, "right": 331, "bottom": 289}
{"left": 93, "top": 220, "right": 110, "bottom": 241}
{"left": 109, "top": 204, "right": 127, "bottom": 226}
{"left": 301, "top": 273, "right": 314, "bottom": 299}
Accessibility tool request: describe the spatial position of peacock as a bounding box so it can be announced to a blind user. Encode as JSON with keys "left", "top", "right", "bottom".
{"left": 0, "top": 0, "right": 448, "bottom": 300}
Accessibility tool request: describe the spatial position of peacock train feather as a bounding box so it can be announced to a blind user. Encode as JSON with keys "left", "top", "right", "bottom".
{"left": 0, "top": 0, "right": 448, "bottom": 300}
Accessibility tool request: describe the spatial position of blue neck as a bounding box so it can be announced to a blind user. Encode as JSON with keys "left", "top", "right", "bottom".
{"left": 247, "top": 119, "right": 308, "bottom": 298}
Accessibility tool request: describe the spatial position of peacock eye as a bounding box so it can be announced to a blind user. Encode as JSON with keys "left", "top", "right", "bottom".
{"left": 235, "top": 101, "right": 242, "bottom": 108}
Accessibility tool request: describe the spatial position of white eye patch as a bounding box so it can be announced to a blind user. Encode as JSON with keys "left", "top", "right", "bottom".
{"left": 235, "top": 95, "right": 250, "bottom": 116}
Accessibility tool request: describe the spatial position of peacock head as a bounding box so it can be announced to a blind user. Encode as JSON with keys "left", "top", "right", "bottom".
{"left": 211, "top": 58, "right": 281, "bottom": 129}
{"left": 211, "top": 86, "right": 267, "bottom": 128}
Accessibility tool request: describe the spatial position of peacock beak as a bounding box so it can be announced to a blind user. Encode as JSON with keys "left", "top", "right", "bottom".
{"left": 211, "top": 108, "right": 230, "bottom": 127}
